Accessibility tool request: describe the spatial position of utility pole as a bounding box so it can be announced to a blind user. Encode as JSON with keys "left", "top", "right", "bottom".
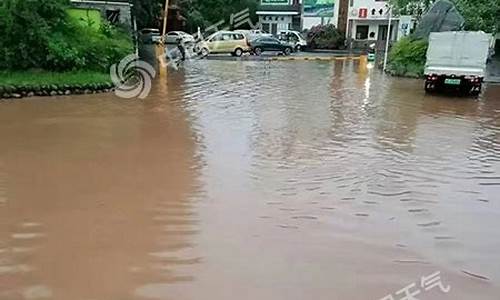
{"left": 162, "top": 0, "right": 170, "bottom": 38}
{"left": 383, "top": 4, "right": 392, "bottom": 72}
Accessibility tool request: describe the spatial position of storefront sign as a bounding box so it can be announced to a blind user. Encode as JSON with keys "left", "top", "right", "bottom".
{"left": 358, "top": 8, "right": 368, "bottom": 18}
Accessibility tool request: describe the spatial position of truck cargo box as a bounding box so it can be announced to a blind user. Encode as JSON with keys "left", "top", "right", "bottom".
{"left": 425, "top": 31, "right": 491, "bottom": 77}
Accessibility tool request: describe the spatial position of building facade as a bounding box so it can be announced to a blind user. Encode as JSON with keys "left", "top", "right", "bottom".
{"left": 256, "top": 0, "right": 303, "bottom": 34}
{"left": 346, "top": 0, "right": 414, "bottom": 49}
{"left": 70, "top": 0, "right": 133, "bottom": 28}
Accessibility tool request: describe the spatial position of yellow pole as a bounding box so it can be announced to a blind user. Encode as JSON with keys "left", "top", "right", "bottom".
{"left": 162, "top": 0, "right": 170, "bottom": 38}
{"left": 159, "top": 0, "right": 170, "bottom": 75}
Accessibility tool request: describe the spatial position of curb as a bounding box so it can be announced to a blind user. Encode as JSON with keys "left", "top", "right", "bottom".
{"left": 0, "top": 82, "right": 115, "bottom": 99}
{"left": 270, "top": 56, "right": 363, "bottom": 61}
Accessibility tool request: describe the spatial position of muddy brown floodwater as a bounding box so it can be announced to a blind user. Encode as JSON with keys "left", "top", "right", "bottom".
{"left": 1, "top": 59, "right": 500, "bottom": 300}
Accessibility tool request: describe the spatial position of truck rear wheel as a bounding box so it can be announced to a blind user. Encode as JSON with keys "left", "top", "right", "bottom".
{"left": 470, "top": 84, "right": 482, "bottom": 96}
{"left": 425, "top": 82, "right": 434, "bottom": 93}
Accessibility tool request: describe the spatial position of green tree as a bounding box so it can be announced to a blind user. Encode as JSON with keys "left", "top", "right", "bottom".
{"left": 132, "top": 0, "right": 162, "bottom": 29}
{"left": 453, "top": 0, "right": 500, "bottom": 33}
{"left": 0, "top": 0, "right": 132, "bottom": 71}
{"left": 0, "top": 0, "right": 69, "bottom": 69}
{"left": 390, "top": 0, "right": 500, "bottom": 33}
{"left": 178, "top": 0, "right": 258, "bottom": 33}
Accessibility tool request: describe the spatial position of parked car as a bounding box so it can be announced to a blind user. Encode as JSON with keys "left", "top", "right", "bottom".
{"left": 250, "top": 37, "right": 293, "bottom": 56}
{"left": 278, "top": 30, "right": 307, "bottom": 51}
{"left": 197, "top": 31, "right": 251, "bottom": 57}
{"left": 235, "top": 29, "right": 273, "bottom": 42}
{"left": 164, "top": 31, "right": 195, "bottom": 44}
{"left": 139, "top": 28, "right": 161, "bottom": 44}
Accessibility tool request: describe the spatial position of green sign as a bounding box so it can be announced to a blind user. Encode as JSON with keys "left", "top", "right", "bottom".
{"left": 261, "top": 0, "right": 289, "bottom": 4}
{"left": 304, "top": 0, "right": 335, "bottom": 17}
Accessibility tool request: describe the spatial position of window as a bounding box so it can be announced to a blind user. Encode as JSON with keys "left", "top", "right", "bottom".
{"left": 356, "top": 25, "right": 369, "bottom": 40}
{"left": 221, "top": 33, "right": 232, "bottom": 40}
{"left": 262, "top": 23, "right": 270, "bottom": 33}
{"left": 233, "top": 33, "right": 244, "bottom": 40}
{"left": 106, "top": 9, "right": 120, "bottom": 24}
{"left": 211, "top": 34, "right": 223, "bottom": 41}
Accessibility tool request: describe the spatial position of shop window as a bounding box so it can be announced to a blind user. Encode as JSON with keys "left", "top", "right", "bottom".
{"left": 356, "top": 25, "right": 369, "bottom": 40}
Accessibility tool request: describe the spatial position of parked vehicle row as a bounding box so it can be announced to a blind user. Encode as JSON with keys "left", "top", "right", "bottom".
{"left": 139, "top": 27, "right": 308, "bottom": 58}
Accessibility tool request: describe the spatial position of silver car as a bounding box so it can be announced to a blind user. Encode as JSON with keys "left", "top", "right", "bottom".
{"left": 164, "top": 31, "right": 195, "bottom": 44}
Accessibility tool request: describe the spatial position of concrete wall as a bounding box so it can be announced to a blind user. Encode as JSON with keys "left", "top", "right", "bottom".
{"left": 70, "top": 1, "right": 132, "bottom": 28}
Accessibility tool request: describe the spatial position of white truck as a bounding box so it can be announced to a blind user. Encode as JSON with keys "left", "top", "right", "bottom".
{"left": 424, "top": 31, "right": 492, "bottom": 95}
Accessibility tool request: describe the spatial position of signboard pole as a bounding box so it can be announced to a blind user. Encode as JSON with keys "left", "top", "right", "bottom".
{"left": 383, "top": 5, "right": 392, "bottom": 72}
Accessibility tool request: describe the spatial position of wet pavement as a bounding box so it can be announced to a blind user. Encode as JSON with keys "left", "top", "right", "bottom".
{"left": 1, "top": 59, "right": 500, "bottom": 300}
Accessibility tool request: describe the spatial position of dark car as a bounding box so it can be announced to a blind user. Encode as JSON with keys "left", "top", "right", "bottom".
{"left": 250, "top": 37, "right": 293, "bottom": 56}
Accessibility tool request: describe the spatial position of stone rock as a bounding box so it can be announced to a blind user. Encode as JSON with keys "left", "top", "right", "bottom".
{"left": 64, "top": 90, "right": 71, "bottom": 95}
{"left": 27, "top": 92, "right": 35, "bottom": 97}
{"left": 84, "top": 89, "right": 91, "bottom": 94}
{"left": 2, "top": 93, "right": 11, "bottom": 99}
{"left": 12, "top": 93, "right": 22, "bottom": 98}
{"left": 50, "top": 91, "right": 58, "bottom": 96}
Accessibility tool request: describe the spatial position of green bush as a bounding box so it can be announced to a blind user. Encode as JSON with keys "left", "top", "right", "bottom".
{"left": 307, "top": 24, "right": 345, "bottom": 49}
{"left": 387, "top": 37, "right": 428, "bottom": 77}
{"left": 0, "top": 0, "right": 133, "bottom": 72}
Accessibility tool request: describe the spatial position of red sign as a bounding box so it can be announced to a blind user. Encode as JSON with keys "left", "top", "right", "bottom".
{"left": 359, "top": 8, "right": 368, "bottom": 18}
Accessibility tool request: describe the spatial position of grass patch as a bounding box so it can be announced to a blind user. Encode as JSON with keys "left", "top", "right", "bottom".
{"left": 0, "top": 70, "right": 111, "bottom": 87}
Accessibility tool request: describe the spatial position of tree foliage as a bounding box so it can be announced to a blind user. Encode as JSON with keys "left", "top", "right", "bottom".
{"left": 390, "top": 0, "right": 500, "bottom": 33}
{"left": 387, "top": 37, "right": 428, "bottom": 77}
{"left": 306, "top": 24, "right": 345, "bottom": 49}
{"left": 0, "top": 0, "right": 133, "bottom": 71}
{"left": 132, "top": 0, "right": 259, "bottom": 33}
{"left": 132, "top": 0, "right": 163, "bottom": 29}
{"left": 453, "top": 0, "right": 500, "bottom": 33}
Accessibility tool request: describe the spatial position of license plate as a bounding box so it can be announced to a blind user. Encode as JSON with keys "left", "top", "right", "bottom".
{"left": 444, "top": 78, "right": 461, "bottom": 85}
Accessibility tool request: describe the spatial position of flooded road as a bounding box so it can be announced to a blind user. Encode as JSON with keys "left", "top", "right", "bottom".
{"left": 1, "top": 59, "right": 500, "bottom": 300}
